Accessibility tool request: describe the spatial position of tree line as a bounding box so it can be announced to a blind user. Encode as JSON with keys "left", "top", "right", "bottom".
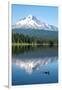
{"left": 12, "top": 32, "right": 58, "bottom": 46}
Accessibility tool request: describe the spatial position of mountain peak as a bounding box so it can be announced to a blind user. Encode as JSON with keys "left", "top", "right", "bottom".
{"left": 27, "top": 14, "right": 33, "bottom": 19}
{"left": 13, "top": 15, "right": 58, "bottom": 31}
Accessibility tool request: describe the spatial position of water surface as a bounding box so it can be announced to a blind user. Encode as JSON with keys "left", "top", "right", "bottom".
{"left": 12, "top": 45, "right": 58, "bottom": 85}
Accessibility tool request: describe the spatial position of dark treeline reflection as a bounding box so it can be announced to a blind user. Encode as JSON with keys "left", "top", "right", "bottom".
{"left": 12, "top": 45, "right": 58, "bottom": 55}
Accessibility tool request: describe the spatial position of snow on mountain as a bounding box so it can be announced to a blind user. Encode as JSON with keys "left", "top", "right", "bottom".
{"left": 12, "top": 15, "right": 58, "bottom": 31}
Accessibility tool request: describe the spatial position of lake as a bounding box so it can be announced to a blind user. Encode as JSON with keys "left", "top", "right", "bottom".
{"left": 12, "top": 45, "right": 58, "bottom": 85}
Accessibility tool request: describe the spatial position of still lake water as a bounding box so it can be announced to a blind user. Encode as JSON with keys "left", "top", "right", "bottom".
{"left": 12, "top": 45, "right": 58, "bottom": 85}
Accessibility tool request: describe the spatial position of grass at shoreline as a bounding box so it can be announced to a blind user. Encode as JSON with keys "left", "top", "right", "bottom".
{"left": 12, "top": 43, "right": 58, "bottom": 46}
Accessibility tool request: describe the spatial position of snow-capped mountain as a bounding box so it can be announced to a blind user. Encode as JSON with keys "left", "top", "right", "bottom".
{"left": 12, "top": 15, "right": 58, "bottom": 31}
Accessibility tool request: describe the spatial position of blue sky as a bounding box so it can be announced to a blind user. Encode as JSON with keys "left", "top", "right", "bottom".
{"left": 12, "top": 4, "right": 58, "bottom": 27}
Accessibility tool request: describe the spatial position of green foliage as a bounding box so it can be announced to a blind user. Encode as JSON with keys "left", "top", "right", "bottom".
{"left": 12, "top": 32, "right": 58, "bottom": 46}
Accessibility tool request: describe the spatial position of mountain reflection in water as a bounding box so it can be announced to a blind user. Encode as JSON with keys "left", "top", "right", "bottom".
{"left": 12, "top": 56, "right": 57, "bottom": 74}
{"left": 12, "top": 45, "right": 58, "bottom": 85}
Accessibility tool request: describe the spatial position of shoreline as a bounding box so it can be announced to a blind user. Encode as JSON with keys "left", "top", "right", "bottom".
{"left": 12, "top": 43, "right": 58, "bottom": 46}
